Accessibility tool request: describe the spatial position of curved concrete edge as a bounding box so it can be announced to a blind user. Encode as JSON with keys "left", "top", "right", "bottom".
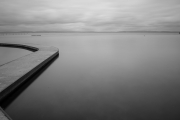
{"left": 0, "top": 43, "right": 39, "bottom": 52}
{"left": 0, "top": 43, "right": 59, "bottom": 120}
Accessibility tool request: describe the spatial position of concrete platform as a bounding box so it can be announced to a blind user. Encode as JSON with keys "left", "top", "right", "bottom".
{"left": 0, "top": 43, "right": 59, "bottom": 120}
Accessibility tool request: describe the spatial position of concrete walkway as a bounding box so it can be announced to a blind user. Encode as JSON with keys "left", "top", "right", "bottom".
{"left": 0, "top": 43, "right": 59, "bottom": 120}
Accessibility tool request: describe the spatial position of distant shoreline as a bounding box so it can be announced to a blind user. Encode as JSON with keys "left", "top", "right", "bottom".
{"left": 0, "top": 31, "right": 180, "bottom": 34}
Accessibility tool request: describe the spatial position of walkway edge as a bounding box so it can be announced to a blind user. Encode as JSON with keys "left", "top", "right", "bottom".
{"left": 0, "top": 43, "right": 59, "bottom": 120}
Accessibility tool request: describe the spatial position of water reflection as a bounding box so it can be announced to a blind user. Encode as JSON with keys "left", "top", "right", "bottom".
{"left": 1, "top": 54, "right": 59, "bottom": 106}
{"left": 1, "top": 33, "right": 180, "bottom": 120}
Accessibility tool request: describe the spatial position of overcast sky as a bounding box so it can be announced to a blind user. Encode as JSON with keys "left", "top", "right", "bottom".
{"left": 0, "top": 0, "right": 180, "bottom": 32}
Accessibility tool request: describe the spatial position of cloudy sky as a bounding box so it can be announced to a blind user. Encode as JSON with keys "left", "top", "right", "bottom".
{"left": 0, "top": 0, "right": 180, "bottom": 32}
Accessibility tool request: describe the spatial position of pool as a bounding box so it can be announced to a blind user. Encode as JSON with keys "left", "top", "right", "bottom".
{"left": 1, "top": 33, "right": 180, "bottom": 120}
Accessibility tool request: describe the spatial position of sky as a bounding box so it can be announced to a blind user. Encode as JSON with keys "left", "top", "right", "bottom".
{"left": 0, "top": 0, "right": 180, "bottom": 32}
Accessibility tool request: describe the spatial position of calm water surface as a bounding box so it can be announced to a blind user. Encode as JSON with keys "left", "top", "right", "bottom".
{"left": 1, "top": 33, "right": 180, "bottom": 120}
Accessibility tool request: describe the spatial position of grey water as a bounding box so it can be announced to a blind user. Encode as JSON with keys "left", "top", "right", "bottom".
{"left": 1, "top": 33, "right": 180, "bottom": 120}
{"left": 0, "top": 47, "right": 32, "bottom": 65}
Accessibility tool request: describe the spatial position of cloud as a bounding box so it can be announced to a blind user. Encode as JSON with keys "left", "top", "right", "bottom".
{"left": 0, "top": 0, "right": 180, "bottom": 32}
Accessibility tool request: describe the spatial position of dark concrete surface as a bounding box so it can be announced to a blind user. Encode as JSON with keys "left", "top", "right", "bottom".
{"left": 0, "top": 43, "right": 59, "bottom": 120}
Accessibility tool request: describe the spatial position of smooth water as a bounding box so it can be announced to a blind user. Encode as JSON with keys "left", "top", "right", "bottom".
{"left": 0, "top": 47, "right": 32, "bottom": 65}
{"left": 1, "top": 33, "right": 180, "bottom": 120}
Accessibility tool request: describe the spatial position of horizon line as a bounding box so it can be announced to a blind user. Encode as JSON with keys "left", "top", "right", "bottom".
{"left": 0, "top": 31, "right": 180, "bottom": 33}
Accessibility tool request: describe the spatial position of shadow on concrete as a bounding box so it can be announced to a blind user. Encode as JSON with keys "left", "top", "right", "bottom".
{"left": 0, "top": 54, "right": 59, "bottom": 109}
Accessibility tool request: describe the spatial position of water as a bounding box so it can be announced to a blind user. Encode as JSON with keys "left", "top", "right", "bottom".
{"left": 0, "top": 47, "right": 32, "bottom": 65}
{"left": 1, "top": 33, "right": 180, "bottom": 120}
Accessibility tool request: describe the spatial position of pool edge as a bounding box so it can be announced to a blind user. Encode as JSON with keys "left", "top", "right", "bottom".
{"left": 0, "top": 43, "right": 59, "bottom": 120}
